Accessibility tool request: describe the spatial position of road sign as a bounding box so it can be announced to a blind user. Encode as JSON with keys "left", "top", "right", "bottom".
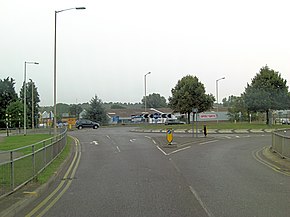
{"left": 199, "top": 113, "right": 217, "bottom": 119}
{"left": 166, "top": 129, "right": 173, "bottom": 144}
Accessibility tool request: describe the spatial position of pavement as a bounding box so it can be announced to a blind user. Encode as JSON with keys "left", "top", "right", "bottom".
{"left": 0, "top": 128, "right": 287, "bottom": 216}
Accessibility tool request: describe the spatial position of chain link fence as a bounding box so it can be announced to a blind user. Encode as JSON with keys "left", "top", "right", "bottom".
{"left": 272, "top": 129, "right": 290, "bottom": 159}
{"left": 0, "top": 128, "right": 67, "bottom": 199}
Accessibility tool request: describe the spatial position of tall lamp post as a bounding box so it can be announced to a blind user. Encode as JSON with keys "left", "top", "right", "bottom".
{"left": 31, "top": 80, "right": 34, "bottom": 130}
{"left": 24, "top": 61, "right": 39, "bottom": 136}
{"left": 53, "top": 7, "right": 86, "bottom": 135}
{"left": 144, "top": 72, "right": 151, "bottom": 113}
{"left": 216, "top": 77, "right": 225, "bottom": 123}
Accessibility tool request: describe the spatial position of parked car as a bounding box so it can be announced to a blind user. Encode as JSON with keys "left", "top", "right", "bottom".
{"left": 164, "top": 119, "right": 185, "bottom": 125}
{"left": 76, "top": 119, "right": 100, "bottom": 129}
{"left": 281, "top": 118, "right": 290, "bottom": 125}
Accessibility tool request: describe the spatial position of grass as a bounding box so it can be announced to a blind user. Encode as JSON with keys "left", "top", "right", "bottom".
{"left": 35, "top": 136, "right": 72, "bottom": 184}
{"left": 0, "top": 134, "right": 52, "bottom": 151}
{"left": 0, "top": 134, "right": 72, "bottom": 196}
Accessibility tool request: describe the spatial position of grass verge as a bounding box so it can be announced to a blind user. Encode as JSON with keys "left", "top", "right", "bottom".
{"left": 0, "top": 134, "right": 52, "bottom": 151}
{"left": 35, "top": 136, "right": 73, "bottom": 184}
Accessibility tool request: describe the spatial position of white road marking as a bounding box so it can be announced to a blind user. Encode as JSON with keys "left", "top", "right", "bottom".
{"left": 91, "top": 141, "right": 98, "bottom": 145}
{"left": 106, "top": 135, "right": 111, "bottom": 139}
{"left": 168, "top": 146, "right": 191, "bottom": 155}
{"left": 199, "top": 140, "right": 218, "bottom": 145}
{"left": 129, "top": 139, "right": 136, "bottom": 143}
{"left": 156, "top": 145, "right": 168, "bottom": 156}
{"left": 224, "top": 136, "right": 232, "bottom": 139}
{"left": 116, "top": 146, "right": 121, "bottom": 153}
{"left": 189, "top": 186, "right": 214, "bottom": 217}
{"left": 152, "top": 139, "right": 157, "bottom": 145}
{"left": 169, "top": 158, "right": 181, "bottom": 173}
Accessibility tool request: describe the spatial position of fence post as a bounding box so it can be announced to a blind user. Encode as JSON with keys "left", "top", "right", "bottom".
{"left": 43, "top": 140, "right": 46, "bottom": 166}
{"left": 32, "top": 145, "right": 35, "bottom": 176}
{"left": 10, "top": 151, "right": 14, "bottom": 190}
{"left": 281, "top": 137, "right": 285, "bottom": 158}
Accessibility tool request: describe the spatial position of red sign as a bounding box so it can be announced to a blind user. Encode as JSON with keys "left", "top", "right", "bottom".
{"left": 199, "top": 114, "right": 217, "bottom": 119}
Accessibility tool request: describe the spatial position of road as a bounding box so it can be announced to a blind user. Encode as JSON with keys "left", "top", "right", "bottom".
{"left": 20, "top": 127, "right": 290, "bottom": 217}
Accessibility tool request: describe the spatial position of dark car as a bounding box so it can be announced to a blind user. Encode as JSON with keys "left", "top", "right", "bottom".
{"left": 76, "top": 119, "right": 100, "bottom": 129}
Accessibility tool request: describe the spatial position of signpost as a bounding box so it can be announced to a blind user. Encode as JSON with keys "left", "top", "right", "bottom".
{"left": 192, "top": 108, "right": 198, "bottom": 138}
{"left": 166, "top": 129, "right": 173, "bottom": 144}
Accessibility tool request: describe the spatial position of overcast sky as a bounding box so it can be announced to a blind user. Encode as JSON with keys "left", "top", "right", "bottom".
{"left": 1, "top": 0, "right": 290, "bottom": 106}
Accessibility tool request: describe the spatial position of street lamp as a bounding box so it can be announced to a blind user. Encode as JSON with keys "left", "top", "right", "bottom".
{"left": 31, "top": 80, "right": 34, "bottom": 130}
{"left": 144, "top": 72, "right": 151, "bottom": 113}
{"left": 24, "top": 61, "right": 39, "bottom": 136}
{"left": 53, "top": 7, "right": 86, "bottom": 135}
{"left": 216, "top": 77, "right": 225, "bottom": 123}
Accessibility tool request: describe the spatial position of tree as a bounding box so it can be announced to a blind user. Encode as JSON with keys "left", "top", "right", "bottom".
{"left": 20, "top": 79, "right": 41, "bottom": 128}
{"left": 222, "top": 95, "right": 238, "bottom": 107}
{"left": 6, "top": 100, "right": 23, "bottom": 128}
{"left": 227, "top": 95, "right": 248, "bottom": 121}
{"left": 0, "top": 77, "right": 18, "bottom": 127}
{"left": 168, "top": 75, "right": 215, "bottom": 123}
{"left": 69, "top": 104, "right": 83, "bottom": 117}
{"left": 141, "top": 93, "right": 167, "bottom": 108}
{"left": 244, "top": 65, "right": 290, "bottom": 125}
{"left": 85, "top": 95, "right": 108, "bottom": 125}
{"left": 110, "top": 104, "right": 126, "bottom": 109}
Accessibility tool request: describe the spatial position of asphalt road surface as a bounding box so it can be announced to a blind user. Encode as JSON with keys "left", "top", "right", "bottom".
{"left": 20, "top": 127, "right": 290, "bottom": 217}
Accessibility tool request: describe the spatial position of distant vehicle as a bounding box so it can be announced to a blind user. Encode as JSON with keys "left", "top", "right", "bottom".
{"left": 76, "top": 119, "right": 100, "bottom": 129}
{"left": 281, "top": 118, "right": 290, "bottom": 125}
{"left": 164, "top": 119, "right": 185, "bottom": 125}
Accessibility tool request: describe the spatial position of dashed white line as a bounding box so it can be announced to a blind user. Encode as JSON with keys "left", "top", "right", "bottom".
{"left": 199, "top": 140, "right": 218, "bottom": 145}
{"left": 106, "top": 135, "right": 111, "bottom": 139}
{"left": 116, "top": 146, "right": 121, "bottom": 153}
{"left": 189, "top": 186, "right": 214, "bottom": 217}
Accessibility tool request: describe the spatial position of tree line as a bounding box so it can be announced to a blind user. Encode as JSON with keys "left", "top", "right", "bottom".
{"left": 0, "top": 77, "right": 40, "bottom": 129}
{"left": 222, "top": 65, "right": 290, "bottom": 124}
{"left": 1, "top": 65, "right": 289, "bottom": 127}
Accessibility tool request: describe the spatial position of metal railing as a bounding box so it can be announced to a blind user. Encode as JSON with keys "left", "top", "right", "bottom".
{"left": 0, "top": 128, "right": 67, "bottom": 199}
{"left": 272, "top": 129, "right": 290, "bottom": 159}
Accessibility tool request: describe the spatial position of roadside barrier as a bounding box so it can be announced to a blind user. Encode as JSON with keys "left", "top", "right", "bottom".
{"left": 272, "top": 129, "right": 290, "bottom": 159}
{"left": 0, "top": 128, "right": 67, "bottom": 199}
